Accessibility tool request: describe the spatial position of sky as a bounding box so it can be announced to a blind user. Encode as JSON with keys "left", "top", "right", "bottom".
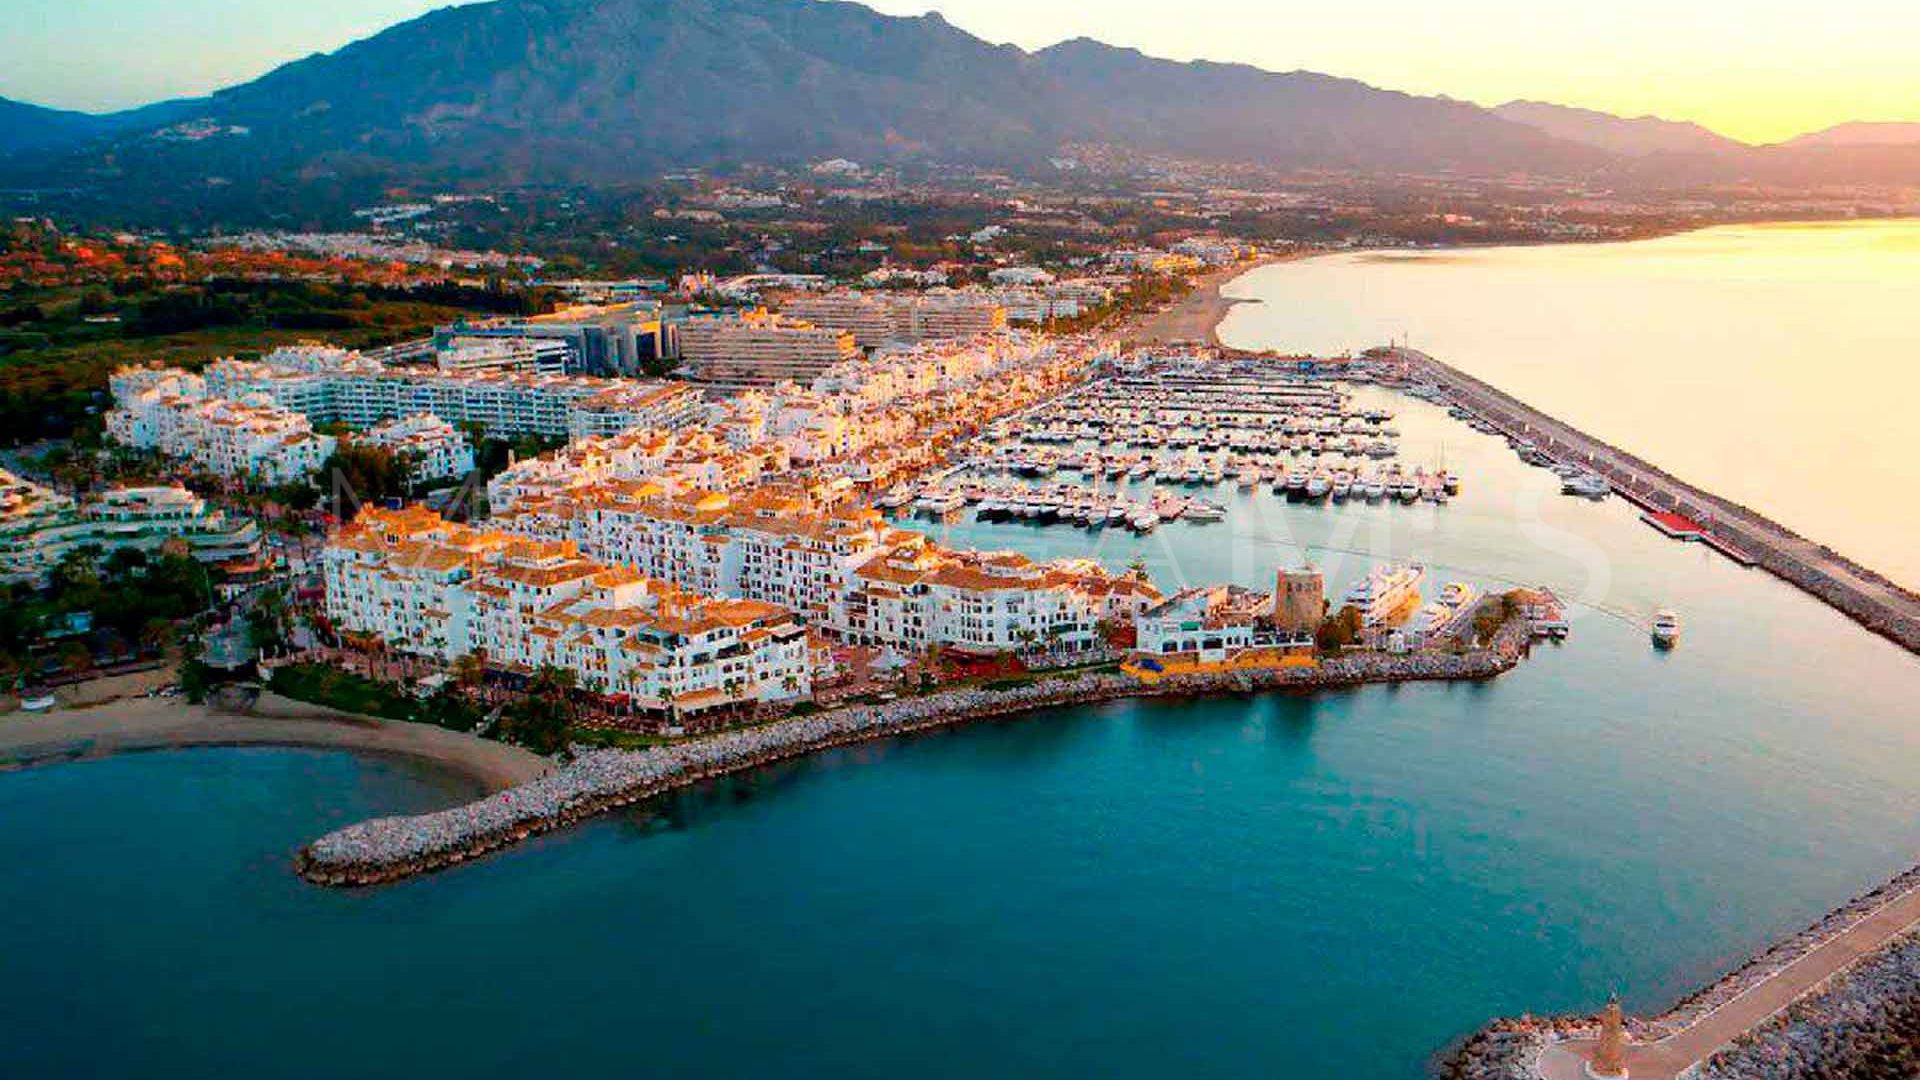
{"left": 4, "top": 0, "right": 1919, "bottom": 143}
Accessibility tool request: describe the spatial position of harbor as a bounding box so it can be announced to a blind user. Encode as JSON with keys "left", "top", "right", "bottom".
{"left": 1394, "top": 347, "right": 1920, "bottom": 654}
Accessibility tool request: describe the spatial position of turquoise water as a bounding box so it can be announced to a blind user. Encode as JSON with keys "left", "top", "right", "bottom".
{"left": 5, "top": 390, "right": 1920, "bottom": 1078}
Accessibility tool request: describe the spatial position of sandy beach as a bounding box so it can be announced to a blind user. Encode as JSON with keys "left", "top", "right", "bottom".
{"left": 1123, "top": 253, "right": 1298, "bottom": 347}
{"left": 0, "top": 691, "right": 550, "bottom": 792}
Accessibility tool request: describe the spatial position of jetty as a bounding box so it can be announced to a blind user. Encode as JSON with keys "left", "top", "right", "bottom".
{"left": 1444, "top": 861, "right": 1920, "bottom": 1080}
{"left": 1395, "top": 348, "right": 1920, "bottom": 655}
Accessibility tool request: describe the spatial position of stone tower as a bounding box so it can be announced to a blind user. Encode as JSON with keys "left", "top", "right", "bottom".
{"left": 1273, "top": 565, "right": 1325, "bottom": 637}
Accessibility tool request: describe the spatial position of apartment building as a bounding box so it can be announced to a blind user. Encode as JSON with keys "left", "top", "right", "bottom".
{"left": 185, "top": 345, "right": 702, "bottom": 440}
{"left": 106, "top": 369, "right": 336, "bottom": 485}
{"left": 323, "top": 505, "right": 811, "bottom": 719}
{"left": 1, "top": 472, "right": 261, "bottom": 584}
{"left": 356, "top": 414, "right": 477, "bottom": 484}
{"left": 779, "top": 290, "right": 1007, "bottom": 349}
{"left": 676, "top": 310, "right": 859, "bottom": 387}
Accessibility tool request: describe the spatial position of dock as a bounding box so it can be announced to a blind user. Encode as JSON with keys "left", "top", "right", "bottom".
{"left": 1392, "top": 347, "right": 1920, "bottom": 654}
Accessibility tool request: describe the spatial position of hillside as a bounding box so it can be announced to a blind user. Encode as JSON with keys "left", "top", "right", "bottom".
{"left": 6, "top": 0, "right": 1598, "bottom": 186}
{"left": 1493, "top": 100, "right": 1745, "bottom": 157}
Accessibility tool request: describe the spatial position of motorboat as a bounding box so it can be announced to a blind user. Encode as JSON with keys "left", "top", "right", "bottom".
{"left": 1651, "top": 610, "right": 1681, "bottom": 649}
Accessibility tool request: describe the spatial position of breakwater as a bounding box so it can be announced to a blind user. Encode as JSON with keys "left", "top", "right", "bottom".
{"left": 1401, "top": 348, "right": 1920, "bottom": 656}
{"left": 1439, "top": 862, "right": 1920, "bottom": 1079}
{"left": 298, "top": 634, "right": 1527, "bottom": 887}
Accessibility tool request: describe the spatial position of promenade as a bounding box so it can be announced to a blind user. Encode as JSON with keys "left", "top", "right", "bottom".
{"left": 1401, "top": 348, "right": 1920, "bottom": 655}
{"left": 1540, "top": 881, "right": 1920, "bottom": 1079}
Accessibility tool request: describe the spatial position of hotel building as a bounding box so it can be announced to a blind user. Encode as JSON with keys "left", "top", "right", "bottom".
{"left": 779, "top": 291, "right": 1007, "bottom": 349}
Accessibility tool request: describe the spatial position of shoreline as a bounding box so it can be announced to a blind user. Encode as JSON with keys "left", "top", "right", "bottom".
{"left": 0, "top": 692, "right": 550, "bottom": 793}
{"left": 297, "top": 631, "right": 1530, "bottom": 887}
{"left": 1123, "top": 253, "right": 1299, "bottom": 348}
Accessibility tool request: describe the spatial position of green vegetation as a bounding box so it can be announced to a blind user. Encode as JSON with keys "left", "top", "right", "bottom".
{"left": 0, "top": 547, "right": 214, "bottom": 682}
{"left": 0, "top": 277, "right": 555, "bottom": 444}
{"left": 1315, "top": 605, "right": 1363, "bottom": 654}
{"left": 492, "top": 666, "right": 579, "bottom": 756}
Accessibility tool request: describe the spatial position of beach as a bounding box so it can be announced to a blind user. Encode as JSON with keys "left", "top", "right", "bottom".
{"left": 0, "top": 691, "right": 550, "bottom": 792}
{"left": 1124, "top": 254, "right": 1294, "bottom": 347}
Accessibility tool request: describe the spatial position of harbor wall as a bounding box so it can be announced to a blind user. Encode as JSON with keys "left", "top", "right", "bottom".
{"left": 298, "top": 628, "right": 1530, "bottom": 887}
{"left": 1404, "top": 350, "right": 1920, "bottom": 656}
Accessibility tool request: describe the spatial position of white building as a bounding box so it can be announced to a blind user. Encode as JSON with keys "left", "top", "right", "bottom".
{"left": 357, "top": 414, "right": 477, "bottom": 484}
{"left": 324, "top": 505, "right": 812, "bottom": 720}
{"left": 106, "top": 369, "right": 336, "bottom": 486}
{"left": 779, "top": 290, "right": 1006, "bottom": 349}
{"left": 180, "top": 345, "right": 701, "bottom": 440}
{"left": 0, "top": 472, "right": 261, "bottom": 585}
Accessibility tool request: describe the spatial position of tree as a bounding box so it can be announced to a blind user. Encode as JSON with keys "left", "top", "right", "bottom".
{"left": 139, "top": 617, "right": 176, "bottom": 657}
{"left": 58, "top": 640, "right": 93, "bottom": 677}
{"left": 495, "top": 665, "right": 578, "bottom": 755}
{"left": 1315, "top": 606, "right": 1363, "bottom": 654}
{"left": 451, "top": 649, "right": 488, "bottom": 694}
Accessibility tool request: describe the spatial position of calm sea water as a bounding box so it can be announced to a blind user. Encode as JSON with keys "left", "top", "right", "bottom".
{"left": 1218, "top": 220, "right": 1920, "bottom": 590}
{"left": 5, "top": 377, "right": 1920, "bottom": 1078}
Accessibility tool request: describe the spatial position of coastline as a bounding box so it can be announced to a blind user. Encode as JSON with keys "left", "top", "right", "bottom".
{"left": 0, "top": 692, "right": 550, "bottom": 793}
{"left": 1123, "top": 253, "right": 1299, "bottom": 347}
{"left": 298, "top": 628, "right": 1531, "bottom": 887}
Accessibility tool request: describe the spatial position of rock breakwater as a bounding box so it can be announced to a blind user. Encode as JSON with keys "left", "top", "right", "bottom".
{"left": 299, "top": 640, "right": 1523, "bottom": 887}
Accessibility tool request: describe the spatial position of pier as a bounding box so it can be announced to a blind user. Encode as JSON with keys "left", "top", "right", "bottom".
{"left": 1396, "top": 348, "right": 1920, "bottom": 655}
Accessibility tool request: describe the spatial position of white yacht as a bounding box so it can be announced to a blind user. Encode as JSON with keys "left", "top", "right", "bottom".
{"left": 1344, "top": 564, "right": 1427, "bottom": 627}
{"left": 1651, "top": 610, "right": 1682, "bottom": 649}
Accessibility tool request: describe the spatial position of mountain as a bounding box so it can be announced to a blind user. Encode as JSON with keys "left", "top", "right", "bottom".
{"left": 1781, "top": 121, "right": 1920, "bottom": 148}
{"left": 0, "top": 97, "right": 118, "bottom": 157}
{"left": 0, "top": 95, "right": 201, "bottom": 158}
{"left": 1493, "top": 100, "right": 1745, "bottom": 157}
{"left": 6, "top": 0, "right": 1601, "bottom": 190}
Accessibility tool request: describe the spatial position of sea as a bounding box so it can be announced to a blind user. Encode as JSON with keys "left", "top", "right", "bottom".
{"left": 1219, "top": 219, "right": 1920, "bottom": 591}
{"left": 5, "top": 222, "right": 1920, "bottom": 1079}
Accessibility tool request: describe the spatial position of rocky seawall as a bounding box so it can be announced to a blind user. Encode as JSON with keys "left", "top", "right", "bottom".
{"left": 299, "top": 637, "right": 1525, "bottom": 887}
{"left": 1699, "top": 928, "right": 1920, "bottom": 1079}
{"left": 1438, "top": 863, "right": 1920, "bottom": 1078}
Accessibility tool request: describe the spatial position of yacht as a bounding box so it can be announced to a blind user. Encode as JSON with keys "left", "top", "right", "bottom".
{"left": 1363, "top": 478, "right": 1388, "bottom": 503}
{"left": 1128, "top": 509, "right": 1161, "bottom": 533}
{"left": 1562, "top": 473, "right": 1610, "bottom": 500}
{"left": 1651, "top": 610, "right": 1682, "bottom": 650}
{"left": 1343, "top": 564, "right": 1427, "bottom": 627}
{"left": 1330, "top": 472, "right": 1354, "bottom": 502}
{"left": 1304, "top": 472, "right": 1332, "bottom": 502}
{"left": 1284, "top": 466, "right": 1311, "bottom": 493}
{"left": 1185, "top": 500, "right": 1227, "bottom": 523}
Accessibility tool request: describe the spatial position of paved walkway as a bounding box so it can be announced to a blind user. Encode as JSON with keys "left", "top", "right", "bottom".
{"left": 1542, "top": 883, "right": 1920, "bottom": 1079}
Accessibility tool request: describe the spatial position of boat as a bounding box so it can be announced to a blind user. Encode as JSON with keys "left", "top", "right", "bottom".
{"left": 1304, "top": 472, "right": 1331, "bottom": 501}
{"left": 1392, "top": 477, "right": 1420, "bottom": 503}
{"left": 1107, "top": 504, "right": 1130, "bottom": 526}
{"left": 1236, "top": 469, "right": 1261, "bottom": 491}
{"left": 1330, "top": 472, "right": 1353, "bottom": 502}
{"left": 1363, "top": 478, "right": 1387, "bottom": 503}
{"left": 1185, "top": 501, "right": 1227, "bottom": 523}
{"left": 1440, "top": 582, "right": 1476, "bottom": 609}
{"left": 1562, "top": 473, "right": 1610, "bottom": 499}
{"left": 1128, "top": 510, "right": 1161, "bottom": 533}
{"left": 1284, "top": 466, "right": 1310, "bottom": 493}
{"left": 1343, "top": 564, "right": 1427, "bottom": 626}
{"left": 1442, "top": 471, "right": 1462, "bottom": 495}
{"left": 1651, "top": 610, "right": 1681, "bottom": 649}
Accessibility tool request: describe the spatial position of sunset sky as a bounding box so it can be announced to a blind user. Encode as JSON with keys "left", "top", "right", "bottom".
{"left": 4, "top": 0, "right": 1916, "bottom": 143}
